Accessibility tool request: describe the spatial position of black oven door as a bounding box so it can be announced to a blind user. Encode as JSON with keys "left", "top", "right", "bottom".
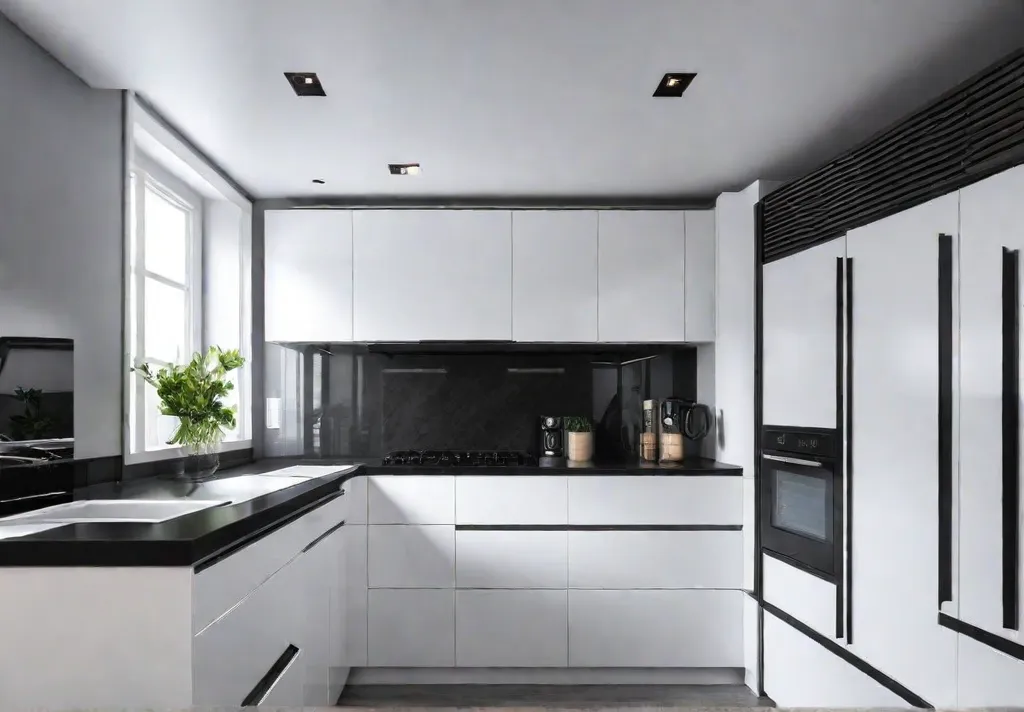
{"left": 761, "top": 452, "right": 840, "bottom": 579}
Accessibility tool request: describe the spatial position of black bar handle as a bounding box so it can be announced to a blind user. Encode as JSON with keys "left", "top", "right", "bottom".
{"left": 938, "top": 234, "right": 954, "bottom": 606}
{"left": 845, "top": 255, "right": 855, "bottom": 643}
{"left": 1003, "top": 246, "right": 1020, "bottom": 631}
{"left": 835, "top": 256, "right": 845, "bottom": 640}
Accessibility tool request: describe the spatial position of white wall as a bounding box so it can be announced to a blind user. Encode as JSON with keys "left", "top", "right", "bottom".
{"left": 0, "top": 14, "right": 124, "bottom": 458}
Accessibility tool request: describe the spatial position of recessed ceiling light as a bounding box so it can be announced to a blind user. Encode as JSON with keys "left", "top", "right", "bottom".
{"left": 284, "top": 72, "right": 326, "bottom": 97}
{"left": 388, "top": 163, "right": 421, "bottom": 176}
{"left": 312, "top": 178, "right": 326, "bottom": 185}
{"left": 653, "top": 72, "right": 696, "bottom": 98}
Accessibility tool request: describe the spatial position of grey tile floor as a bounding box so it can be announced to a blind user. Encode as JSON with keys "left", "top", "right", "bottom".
{"left": 337, "top": 684, "right": 773, "bottom": 708}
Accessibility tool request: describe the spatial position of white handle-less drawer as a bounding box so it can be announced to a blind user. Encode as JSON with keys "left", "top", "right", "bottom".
{"left": 193, "top": 491, "right": 346, "bottom": 633}
{"left": 568, "top": 529, "right": 742, "bottom": 588}
{"left": 455, "top": 476, "right": 567, "bottom": 524}
{"left": 568, "top": 476, "right": 742, "bottom": 525}
{"left": 368, "top": 475, "right": 454, "bottom": 524}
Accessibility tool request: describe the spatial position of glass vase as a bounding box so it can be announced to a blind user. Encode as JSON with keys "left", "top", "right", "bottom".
{"left": 181, "top": 441, "right": 220, "bottom": 481}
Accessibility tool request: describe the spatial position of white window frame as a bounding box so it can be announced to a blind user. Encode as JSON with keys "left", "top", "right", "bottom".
{"left": 128, "top": 151, "right": 203, "bottom": 459}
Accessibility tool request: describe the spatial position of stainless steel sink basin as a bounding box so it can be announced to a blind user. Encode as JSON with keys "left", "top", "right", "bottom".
{"left": 1, "top": 499, "right": 229, "bottom": 524}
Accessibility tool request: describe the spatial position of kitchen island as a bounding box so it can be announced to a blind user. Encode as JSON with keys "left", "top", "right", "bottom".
{"left": 0, "top": 458, "right": 744, "bottom": 710}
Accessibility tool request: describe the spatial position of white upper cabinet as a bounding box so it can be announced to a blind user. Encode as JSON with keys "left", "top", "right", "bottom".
{"left": 762, "top": 236, "right": 845, "bottom": 428}
{"left": 958, "top": 164, "right": 1024, "bottom": 639}
{"left": 352, "top": 210, "right": 512, "bottom": 341}
{"left": 597, "top": 210, "right": 686, "bottom": 342}
{"left": 684, "top": 210, "right": 716, "bottom": 341}
{"left": 264, "top": 210, "right": 353, "bottom": 342}
{"left": 511, "top": 211, "right": 598, "bottom": 341}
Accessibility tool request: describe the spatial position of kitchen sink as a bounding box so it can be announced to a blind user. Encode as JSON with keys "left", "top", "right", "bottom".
{"left": 0, "top": 499, "right": 230, "bottom": 524}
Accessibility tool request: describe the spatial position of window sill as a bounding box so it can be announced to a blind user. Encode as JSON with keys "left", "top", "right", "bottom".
{"left": 124, "top": 439, "right": 252, "bottom": 466}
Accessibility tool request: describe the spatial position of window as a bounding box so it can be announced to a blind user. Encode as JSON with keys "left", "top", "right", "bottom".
{"left": 128, "top": 153, "right": 202, "bottom": 454}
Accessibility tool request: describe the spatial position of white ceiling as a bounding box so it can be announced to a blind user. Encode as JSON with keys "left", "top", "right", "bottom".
{"left": 2, "top": 0, "right": 1023, "bottom": 199}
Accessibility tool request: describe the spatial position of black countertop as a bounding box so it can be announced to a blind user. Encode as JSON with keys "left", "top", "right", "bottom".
{"left": 0, "top": 457, "right": 741, "bottom": 567}
{"left": 296, "top": 456, "right": 742, "bottom": 476}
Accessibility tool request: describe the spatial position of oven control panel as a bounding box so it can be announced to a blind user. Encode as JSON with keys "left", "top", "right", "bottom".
{"left": 762, "top": 426, "right": 837, "bottom": 458}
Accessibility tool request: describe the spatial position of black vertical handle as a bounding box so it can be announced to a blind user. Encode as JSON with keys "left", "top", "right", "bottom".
{"left": 845, "top": 255, "right": 855, "bottom": 643}
{"left": 835, "top": 257, "right": 845, "bottom": 640}
{"left": 938, "top": 234, "right": 954, "bottom": 606}
{"left": 1002, "top": 246, "right": 1020, "bottom": 631}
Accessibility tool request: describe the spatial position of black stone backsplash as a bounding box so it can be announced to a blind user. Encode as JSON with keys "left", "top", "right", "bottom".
{"left": 263, "top": 344, "right": 699, "bottom": 461}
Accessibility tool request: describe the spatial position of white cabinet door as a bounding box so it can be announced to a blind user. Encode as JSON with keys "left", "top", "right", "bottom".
{"left": 958, "top": 164, "right": 1024, "bottom": 641}
{"left": 568, "top": 476, "right": 742, "bottom": 525}
{"left": 455, "top": 476, "right": 567, "bottom": 525}
{"left": 264, "top": 209, "right": 353, "bottom": 342}
{"left": 762, "top": 236, "right": 844, "bottom": 428}
{"left": 367, "top": 525, "right": 455, "bottom": 588}
{"left": 193, "top": 552, "right": 305, "bottom": 706}
{"left": 567, "top": 530, "right": 742, "bottom": 589}
{"left": 511, "top": 211, "right": 598, "bottom": 341}
{"left": 352, "top": 210, "right": 512, "bottom": 341}
{"left": 847, "top": 194, "right": 959, "bottom": 704}
{"left": 368, "top": 589, "right": 455, "bottom": 666}
{"left": 568, "top": 589, "right": 742, "bottom": 667}
{"left": 684, "top": 210, "right": 716, "bottom": 342}
{"left": 597, "top": 210, "right": 686, "bottom": 342}
{"left": 456, "top": 530, "right": 568, "bottom": 588}
{"left": 300, "top": 538, "right": 331, "bottom": 707}
{"left": 368, "top": 475, "right": 455, "bottom": 524}
{"left": 763, "top": 611, "right": 909, "bottom": 707}
{"left": 455, "top": 590, "right": 568, "bottom": 667}
{"left": 344, "top": 523, "right": 368, "bottom": 667}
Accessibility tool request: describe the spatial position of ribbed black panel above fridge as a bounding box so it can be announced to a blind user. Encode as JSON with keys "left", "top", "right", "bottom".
{"left": 761, "top": 49, "right": 1024, "bottom": 264}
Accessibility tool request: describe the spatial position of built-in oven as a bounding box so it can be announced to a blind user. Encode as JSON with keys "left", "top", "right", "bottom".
{"left": 760, "top": 425, "right": 842, "bottom": 581}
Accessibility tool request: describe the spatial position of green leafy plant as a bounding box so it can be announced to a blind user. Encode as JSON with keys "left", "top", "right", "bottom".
{"left": 9, "top": 386, "right": 54, "bottom": 440}
{"left": 133, "top": 346, "right": 245, "bottom": 449}
{"left": 563, "top": 416, "right": 592, "bottom": 433}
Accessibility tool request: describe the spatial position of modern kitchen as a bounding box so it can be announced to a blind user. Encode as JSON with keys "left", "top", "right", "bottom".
{"left": 1, "top": 1, "right": 1023, "bottom": 710}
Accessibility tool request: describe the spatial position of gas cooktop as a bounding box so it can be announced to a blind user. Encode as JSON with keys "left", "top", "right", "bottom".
{"left": 381, "top": 450, "right": 537, "bottom": 467}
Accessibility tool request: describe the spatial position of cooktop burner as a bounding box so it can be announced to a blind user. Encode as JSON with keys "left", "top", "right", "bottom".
{"left": 381, "top": 450, "right": 537, "bottom": 467}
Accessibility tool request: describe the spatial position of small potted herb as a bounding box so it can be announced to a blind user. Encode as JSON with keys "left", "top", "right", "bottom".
{"left": 133, "top": 346, "right": 245, "bottom": 480}
{"left": 564, "top": 416, "right": 594, "bottom": 463}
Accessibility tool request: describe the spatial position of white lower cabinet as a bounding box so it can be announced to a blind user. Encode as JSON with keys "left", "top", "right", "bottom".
{"left": 568, "top": 476, "right": 742, "bottom": 525}
{"left": 368, "top": 589, "right": 456, "bottom": 666}
{"left": 568, "top": 589, "right": 742, "bottom": 667}
{"left": 193, "top": 547, "right": 306, "bottom": 706}
{"left": 192, "top": 485, "right": 353, "bottom": 708}
{"left": 456, "top": 529, "right": 567, "bottom": 588}
{"left": 456, "top": 590, "right": 569, "bottom": 667}
{"left": 763, "top": 611, "right": 908, "bottom": 707}
{"left": 568, "top": 530, "right": 742, "bottom": 589}
{"left": 367, "top": 525, "right": 455, "bottom": 588}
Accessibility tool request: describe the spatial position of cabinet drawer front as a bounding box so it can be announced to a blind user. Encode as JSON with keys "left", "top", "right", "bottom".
{"left": 368, "top": 525, "right": 455, "bottom": 588}
{"left": 193, "top": 556, "right": 304, "bottom": 706}
{"left": 368, "top": 475, "right": 455, "bottom": 524}
{"left": 456, "top": 530, "right": 567, "bottom": 588}
{"left": 193, "top": 495, "right": 343, "bottom": 633}
{"left": 568, "top": 589, "right": 742, "bottom": 667}
{"left": 456, "top": 590, "right": 568, "bottom": 667}
{"left": 368, "top": 589, "right": 455, "bottom": 667}
{"left": 568, "top": 530, "right": 742, "bottom": 588}
{"left": 568, "top": 476, "right": 742, "bottom": 525}
{"left": 455, "top": 476, "right": 567, "bottom": 524}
